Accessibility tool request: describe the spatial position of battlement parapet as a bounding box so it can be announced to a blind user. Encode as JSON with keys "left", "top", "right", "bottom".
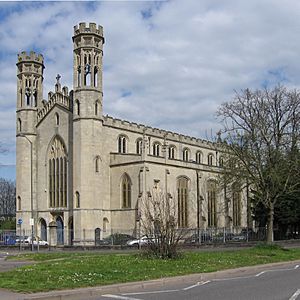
{"left": 103, "top": 115, "right": 215, "bottom": 148}
{"left": 74, "top": 22, "right": 104, "bottom": 37}
{"left": 37, "top": 87, "right": 71, "bottom": 124}
{"left": 17, "top": 51, "right": 44, "bottom": 64}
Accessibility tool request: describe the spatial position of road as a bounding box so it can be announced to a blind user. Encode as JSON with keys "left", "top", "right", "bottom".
{"left": 97, "top": 263, "right": 300, "bottom": 300}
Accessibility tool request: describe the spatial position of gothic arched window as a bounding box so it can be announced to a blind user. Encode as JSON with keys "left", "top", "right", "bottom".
{"left": 77, "top": 65, "right": 81, "bottom": 87}
{"left": 168, "top": 145, "right": 176, "bottom": 159}
{"left": 208, "top": 153, "right": 214, "bottom": 166}
{"left": 95, "top": 156, "right": 100, "bottom": 173}
{"left": 121, "top": 174, "right": 131, "bottom": 208}
{"left": 177, "top": 177, "right": 188, "bottom": 227}
{"left": 183, "top": 148, "right": 190, "bottom": 161}
{"left": 94, "top": 66, "right": 98, "bottom": 87}
{"left": 136, "top": 138, "right": 143, "bottom": 155}
{"left": 48, "top": 136, "right": 67, "bottom": 208}
{"left": 207, "top": 180, "right": 217, "bottom": 227}
{"left": 55, "top": 113, "right": 59, "bottom": 126}
{"left": 153, "top": 142, "right": 160, "bottom": 156}
{"left": 17, "top": 196, "right": 21, "bottom": 211}
{"left": 118, "top": 135, "right": 127, "bottom": 153}
{"left": 40, "top": 218, "right": 47, "bottom": 241}
{"left": 75, "top": 191, "right": 80, "bottom": 208}
{"left": 196, "top": 151, "right": 202, "bottom": 164}
{"left": 75, "top": 100, "right": 80, "bottom": 116}
{"left": 18, "top": 118, "right": 22, "bottom": 132}
{"left": 219, "top": 156, "right": 224, "bottom": 167}
{"left": 95, "top": 101, "right": 99, "bottom": 116}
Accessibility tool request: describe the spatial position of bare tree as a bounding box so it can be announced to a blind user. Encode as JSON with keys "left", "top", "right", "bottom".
{"left": 0, "top": 178, "right": 16, "bottom": 218}
{"left": 218, "top": 86, "right": 300, "bottom": 243}
{"left": 140, "top": 188, "right": 185, "bottom": 258}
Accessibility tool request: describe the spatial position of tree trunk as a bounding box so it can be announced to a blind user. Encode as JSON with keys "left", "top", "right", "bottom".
{"left": 267, "top": 203, "right": 274, "bottom": 243}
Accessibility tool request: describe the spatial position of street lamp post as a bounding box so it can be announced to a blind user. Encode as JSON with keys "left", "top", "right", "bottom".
{"left": 19, "top": 134, "right": 34, "bottom": 251}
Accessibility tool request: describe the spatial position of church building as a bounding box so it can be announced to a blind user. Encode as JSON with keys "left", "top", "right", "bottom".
{"left": 16, "top": 23, "right": 248, "bottom": 246}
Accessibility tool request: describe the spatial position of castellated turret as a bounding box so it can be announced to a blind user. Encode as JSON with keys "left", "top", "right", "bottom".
{"left": 16, "top": 51, "right": 44, "bottom": 135}
{"left": 72, "top": 22, "right": 104, "bottom": 120}
{"left": 16, "top": 51, "right": 44, "bottom": 109}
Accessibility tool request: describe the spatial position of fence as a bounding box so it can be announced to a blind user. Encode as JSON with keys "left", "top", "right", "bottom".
{"left": 178, "top": 227, "right": 267, "bottom": 245}
{"left": 0, "top": 227, "right": 273, "bottom": 248}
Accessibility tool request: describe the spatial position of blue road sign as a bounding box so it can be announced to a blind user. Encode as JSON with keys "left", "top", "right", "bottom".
{"left": 17, "top": 218, "right": 23, "bottom": 225}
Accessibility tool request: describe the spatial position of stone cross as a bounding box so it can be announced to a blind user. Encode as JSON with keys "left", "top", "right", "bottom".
{"left": 56, "top": 74, "right": 61, "bottom": 84}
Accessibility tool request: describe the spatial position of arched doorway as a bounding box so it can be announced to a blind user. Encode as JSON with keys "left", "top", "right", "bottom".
{"left": 95, "top": 228, "right": 101, "bottom": 246}
{"left": 68, "top": 217, "right": 74, "bottom": 246}
{"left": 40, "top": 218, "right": 47, "bottom": 241}
{"left": 56, "top": 216, "right": 64, "bottom": 245}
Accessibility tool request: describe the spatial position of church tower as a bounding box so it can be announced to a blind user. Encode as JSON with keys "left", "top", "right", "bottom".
{"left": 16, "top": 51, "right": 44, "bottom": 230}
{"left": 73, "top": 22, "right": 104, "bottom": 119}
{"left": 72, "top": 23, "right": 105, "bottom": 244}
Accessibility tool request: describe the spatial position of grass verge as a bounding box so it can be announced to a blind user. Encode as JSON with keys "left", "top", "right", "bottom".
{"left": 1, "top": 245, "right": 300, "bottom": 293}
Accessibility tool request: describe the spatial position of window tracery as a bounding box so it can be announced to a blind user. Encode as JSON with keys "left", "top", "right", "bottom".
{"left": 121, "top": 174, "right": 131, "bottom": 208}
{"left": 177, "top": 177, "right": 188, "bottom": 227}
{"left": 48, "top": 136, "right": 67, "bottom": 208}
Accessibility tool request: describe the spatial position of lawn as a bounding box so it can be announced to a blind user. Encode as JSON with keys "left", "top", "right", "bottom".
{"left": 1, "top": 245, "right": 300, "bottom": 293}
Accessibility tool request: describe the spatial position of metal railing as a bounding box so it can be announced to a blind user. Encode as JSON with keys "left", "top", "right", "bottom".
{"left": 2, "top": 226, "right": 298, "bottom": 248}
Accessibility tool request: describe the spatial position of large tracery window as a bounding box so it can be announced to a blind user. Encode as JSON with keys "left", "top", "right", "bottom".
{"left": 121, "top": 173, "right": 131, "bottom": 208}
{"left": 177, "top": 177, "right": 188, "bottom": 227}
{"left": 207, "top": 180, "right": 217, "bottom": 227}
{"left": 48, "top": 136, "right": 67, "bottom": 208}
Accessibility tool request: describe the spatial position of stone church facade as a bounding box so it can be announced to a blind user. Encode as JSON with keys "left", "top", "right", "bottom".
{"left": 16, "top": 23, "right": 248, "bottom": 246}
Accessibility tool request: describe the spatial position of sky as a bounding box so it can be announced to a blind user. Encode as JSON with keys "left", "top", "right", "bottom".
{"left": 1, "top": 0, "right": 300, "bottom": 181}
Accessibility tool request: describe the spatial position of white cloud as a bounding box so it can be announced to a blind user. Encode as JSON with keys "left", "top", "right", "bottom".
{"left": 2, "top": 0, "right": 300, "bottom": 169}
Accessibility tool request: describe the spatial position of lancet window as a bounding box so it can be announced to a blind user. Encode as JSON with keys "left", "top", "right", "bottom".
{"left": 177, "top": 177, "right": 189, "bottom": 227}
{"left": 168, "top": 145, "right": 176, "bottom": 159}
{"left": 121, "top": 174, "right": 131, "bottom": 208}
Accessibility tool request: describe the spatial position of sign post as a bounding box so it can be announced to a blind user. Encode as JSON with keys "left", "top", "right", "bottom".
{"left": 30, "top": 218, "right": 34, "bottom": 251}
{"left": 17, "top": 219, "right": 23, "bottom": 251}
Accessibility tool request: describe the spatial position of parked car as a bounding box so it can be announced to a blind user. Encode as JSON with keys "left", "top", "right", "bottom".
{"left": 232, "top": 234, "right": 246, "bottom": 241}
{"left": 34, "top": 239, "right": 49, "bottom": 246}
{"left": 184, "top": 232, "right": 212, "bottom": 245}
{"left": 3, "top": 234, "right": 16, "bottom": 245}
{"left": 126, "top": 236, "right": 153, "bottom": 247}
{"left": 24, "top": 236, "right": 49, "bottom": 246}
{"left": 110, "top": 233, "right": 135, "bottom": 245}
{"left": 240, "top": 228, "right": 256, "bottom": 240}
{"left": 99, "top": 233, "right": 135, "bottom": 246}
{"left": 15, "top": 236, "right": 29, "bottom": 244}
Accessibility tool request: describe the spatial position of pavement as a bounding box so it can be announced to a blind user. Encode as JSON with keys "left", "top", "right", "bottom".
{"left": 0, "top": 249, "right": 300, "bottom": 300}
